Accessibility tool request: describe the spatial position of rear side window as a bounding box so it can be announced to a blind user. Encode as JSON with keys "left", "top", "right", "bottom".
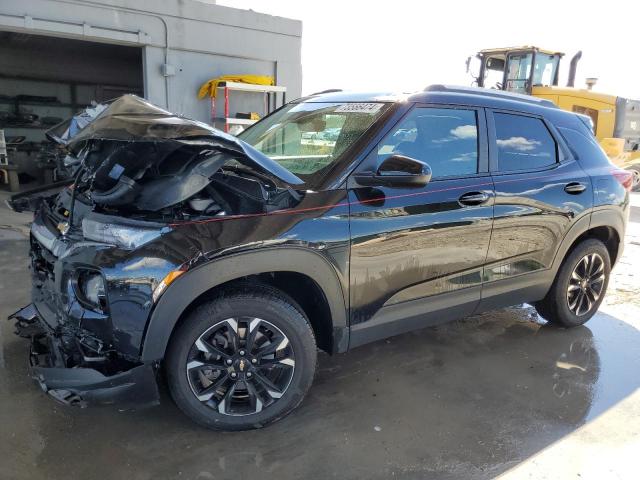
{"left": 494, "top": 113, "right": 557, "bottom": 171}
{"left": 572, "top": 105, "right": 599, "bottom": 132}
{"left": 377, "top": 107, "right": 478, "bottom": 178}
{"left": 558, "top": 126, "right": 611, "bottom": 169}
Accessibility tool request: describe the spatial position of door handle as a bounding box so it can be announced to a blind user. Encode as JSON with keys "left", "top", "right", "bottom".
{"left": 458, "top": 191, "right": 490, "bottom": 206}
{"left": 564, "top": 182, "right": 586, "bottom": 194}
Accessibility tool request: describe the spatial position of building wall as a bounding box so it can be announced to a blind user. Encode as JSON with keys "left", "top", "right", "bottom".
{"left": 0, "top": 0, "right": 302, "bottom": 122}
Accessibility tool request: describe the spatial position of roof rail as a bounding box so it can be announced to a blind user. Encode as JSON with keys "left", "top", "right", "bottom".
{"left": 311, "top": 88, "right": 343, "bottom": 95}
{"left": 424, "top": 84, "right": 557, "bottom": 108}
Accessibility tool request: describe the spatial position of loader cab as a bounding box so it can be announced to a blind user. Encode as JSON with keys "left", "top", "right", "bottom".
{"left": 473, "top": 47, "right": 563, "bottom": 95}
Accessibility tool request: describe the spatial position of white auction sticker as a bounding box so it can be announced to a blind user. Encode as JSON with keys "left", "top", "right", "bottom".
{"left": 335, "top": 103, "right": 384, "bottom": 114}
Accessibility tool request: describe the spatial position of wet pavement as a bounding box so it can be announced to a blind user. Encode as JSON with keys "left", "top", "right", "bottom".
{"left": 1, "top": 192, "right": 639, "bottom": 480}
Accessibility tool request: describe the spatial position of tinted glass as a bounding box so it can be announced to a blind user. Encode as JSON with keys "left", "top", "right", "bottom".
{"left": 558, "top": 127, "right": 609, "bottom": 169}
{"left": 378, "top": 107, "right": 478, "bottom": 178}
{"left": 494, "top": 113, "right": 557, "bottom": 171}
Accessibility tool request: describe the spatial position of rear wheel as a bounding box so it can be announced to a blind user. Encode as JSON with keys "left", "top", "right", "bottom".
{"left": 535, "top": 239, "right": 610, "bottom": 327}
{"left": 166, "top": 285, "right": 317, "bottom": 430}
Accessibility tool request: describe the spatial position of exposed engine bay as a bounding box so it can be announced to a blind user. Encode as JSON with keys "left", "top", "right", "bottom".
{"left": 68, "top": 140, "right": 300, "bottom": 223}
{"left": 10, "top": 95, "right": 304, "bottom": 226}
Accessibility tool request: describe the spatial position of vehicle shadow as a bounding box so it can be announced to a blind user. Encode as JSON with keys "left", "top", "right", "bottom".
{"left": 3, "top": 291, "right": 640, "bottom": 479}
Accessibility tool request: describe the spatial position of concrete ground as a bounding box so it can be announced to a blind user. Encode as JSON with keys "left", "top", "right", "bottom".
{"left": 1, "top": 190, "right": 638, "bottom": 480}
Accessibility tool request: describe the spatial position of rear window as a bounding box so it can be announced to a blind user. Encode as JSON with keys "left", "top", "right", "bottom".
{"left": 494, "top": 113, "right": 557, "bottom": 171}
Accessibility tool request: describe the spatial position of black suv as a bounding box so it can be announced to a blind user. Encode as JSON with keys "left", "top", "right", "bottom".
{"left": 9, "top": 87, "right": 631, "bottom": 430}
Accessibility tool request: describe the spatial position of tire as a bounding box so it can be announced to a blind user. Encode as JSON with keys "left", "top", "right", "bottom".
{"left": 165, "top": 284, "right": 317, "bottom": 430}
{"left": 629, "top": 165, "right": 640, "bottom": 192}
{"left": 535, "top": 239, "right": 611, "bottom": 327}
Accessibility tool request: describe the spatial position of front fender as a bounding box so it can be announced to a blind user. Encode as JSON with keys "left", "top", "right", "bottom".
{"left": 140, "top": 246, "right": 348, "bottom": 361}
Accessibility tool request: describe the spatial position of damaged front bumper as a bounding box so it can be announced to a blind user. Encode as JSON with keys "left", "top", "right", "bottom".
{"left": 9, "top": 304, "right": 160, "bottom": 409}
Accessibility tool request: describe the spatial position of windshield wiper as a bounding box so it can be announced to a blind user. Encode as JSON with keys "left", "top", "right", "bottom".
{"left": 221, "top": 164, "right": 302, "bottom": 203}
{"left": 221, "top": 164, "right": 280, "bottom": 188}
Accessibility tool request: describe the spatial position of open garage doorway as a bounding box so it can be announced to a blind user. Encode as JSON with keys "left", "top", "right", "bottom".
{"left": 0, "top": 32, "right": 143, "bottom": 191}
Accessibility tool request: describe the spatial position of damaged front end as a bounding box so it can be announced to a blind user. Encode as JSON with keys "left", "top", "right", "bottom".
{"left": 8, "top": 95, "right": 305, "bottom": 408}
{"left": 10, "top": 304, "right": 159, "bottom": 408}
{"left": 8, "top": 206, "right": 165, "bottom": 408}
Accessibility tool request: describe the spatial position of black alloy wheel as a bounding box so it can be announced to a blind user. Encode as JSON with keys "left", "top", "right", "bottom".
{"left": 535, "top": 239, "right": 611, "bottom": 327}
{"left": 566, "top": 253, "right": 606, "bottom": 317}
{"left": 186, "top": 317, "right": 296, "bottom": 416}
{"left": 166, "top": 284, "right": 317, "bottom": 430}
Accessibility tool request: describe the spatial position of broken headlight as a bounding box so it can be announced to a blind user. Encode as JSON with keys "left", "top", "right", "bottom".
{"left": 82, "top": 217, "right": 168, "bottom": 249}
{"left": 74, "top": 270, "right": 107, "bottom": 311}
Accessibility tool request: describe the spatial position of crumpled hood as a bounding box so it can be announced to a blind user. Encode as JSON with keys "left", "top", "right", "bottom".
{"left": 56, "top": 94, "right": 303, "bottom": 186}
{"left": 45, "top": 103, "right": 107, "bottom": 145}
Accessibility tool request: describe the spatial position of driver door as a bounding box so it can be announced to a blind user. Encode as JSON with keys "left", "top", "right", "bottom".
{"left": 348, "top": 105, "right": 494, "bottom": 347}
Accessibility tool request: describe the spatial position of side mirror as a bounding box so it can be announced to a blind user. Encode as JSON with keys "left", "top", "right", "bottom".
{"left": 354, "top": 155, "right": 432, "bottom": 188}
{"left": 466, "top": 55, "right": 482, "bottom": 86}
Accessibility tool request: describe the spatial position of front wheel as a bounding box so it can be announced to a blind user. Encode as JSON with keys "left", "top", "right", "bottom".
{"left": 535, "top": 239, "right": 611, "bottom": 327}
{"left": 166, "top": 285, "right": 317, "bottom": 430}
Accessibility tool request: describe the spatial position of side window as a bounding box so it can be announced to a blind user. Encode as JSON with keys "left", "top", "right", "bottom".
{"left": 377, "top": 107, "right": 478, "bottom": 178}
{"left": 505, "top": 53, "right": 532, "bottom": 94}
{"left": 494, "top": 113, "right": 558, "bottom": 171}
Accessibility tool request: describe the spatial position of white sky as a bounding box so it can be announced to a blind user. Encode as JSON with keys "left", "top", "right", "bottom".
{"left": 217, "top": 0, "right": 637, "bottom": 99}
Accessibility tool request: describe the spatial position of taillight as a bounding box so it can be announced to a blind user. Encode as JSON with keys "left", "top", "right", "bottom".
{"left": 611, "top": 168, "right": 633, "bottom": 192}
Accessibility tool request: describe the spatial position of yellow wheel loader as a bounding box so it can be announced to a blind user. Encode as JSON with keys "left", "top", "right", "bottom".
{"left": 468, "top": 46, "right": 640, "bottom": 190}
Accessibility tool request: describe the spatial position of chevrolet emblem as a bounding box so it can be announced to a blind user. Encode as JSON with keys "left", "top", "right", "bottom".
{"left": 57, "top": 222, "right": 70, "bottom": 235}
{"left": 239, "top": 359, "right": 246, "bottom": 372}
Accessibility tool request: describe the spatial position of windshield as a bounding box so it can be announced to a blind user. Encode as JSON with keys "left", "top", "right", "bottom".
{"left": 239, "top": 101, "right": 392, "bottom": 188}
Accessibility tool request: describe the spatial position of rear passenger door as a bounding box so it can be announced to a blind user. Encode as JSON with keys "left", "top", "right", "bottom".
{"left": 479, "top": 110, "right": 593, "bottom": 309}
